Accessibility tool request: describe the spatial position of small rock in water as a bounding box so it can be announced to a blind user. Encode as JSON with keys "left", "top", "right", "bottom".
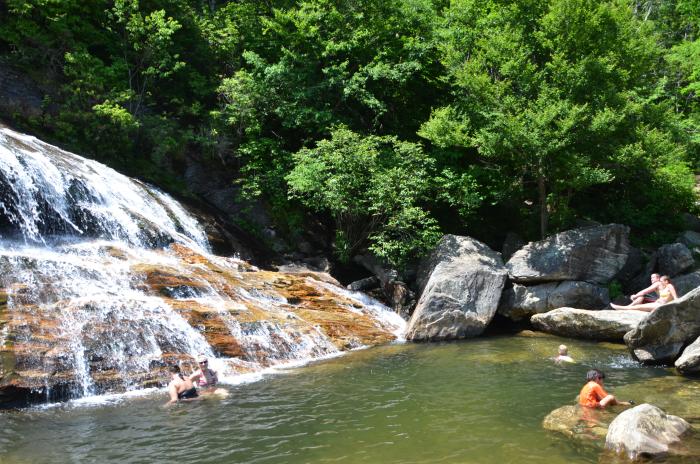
{"left": 605, "top": 403, "right": 691, "bottom": 460}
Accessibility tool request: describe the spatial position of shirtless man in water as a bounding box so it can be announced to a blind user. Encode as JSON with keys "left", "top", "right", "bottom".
{"left": 165, "top": 365, "right": 198, "bottom": 405}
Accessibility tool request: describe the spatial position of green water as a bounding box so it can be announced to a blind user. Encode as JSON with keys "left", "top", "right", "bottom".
{"left": 1, "top": 334, "right": 699, "bottom": 464}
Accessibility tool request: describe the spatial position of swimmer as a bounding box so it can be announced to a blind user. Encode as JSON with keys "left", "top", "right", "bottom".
{"left": 578, "top": 369, "right": 632, "bottom": 409}
{"left": 165, "top": 365, "right": 198, "bottom": 405}
{"left": 190, "top": 355, "right": 218, "bottom": 389}
{"left": 189, "top": 355, "right": 229, "bottom": 398}
{"left": 553, "top": 344, "right": 574, "bottom": 363}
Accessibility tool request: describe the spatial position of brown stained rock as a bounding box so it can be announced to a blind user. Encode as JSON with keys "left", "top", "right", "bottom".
{"left": 1, "top": 243, "right": 399, "bottom": 405}
{"left": 168, "top": 300, "right": 245, "bottom": 358}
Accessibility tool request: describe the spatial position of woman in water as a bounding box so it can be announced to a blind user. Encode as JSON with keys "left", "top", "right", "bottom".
{"left": 190, "top": 355, "right": 218, "bottom": 391}
{"left": 165, "top": 364, "right": 198, "bottom": 405}
{"left": 611, "top": 275, "right": 678, "bottom": 312}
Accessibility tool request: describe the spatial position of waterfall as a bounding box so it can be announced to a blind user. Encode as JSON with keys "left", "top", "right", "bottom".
{"left": 0, "top": 126, "right": 405, "bottom": 405}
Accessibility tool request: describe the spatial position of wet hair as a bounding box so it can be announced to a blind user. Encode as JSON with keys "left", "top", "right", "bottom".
{"left": 651, "top": 273, "right": 660, "bottom": 279}
{"left": 586, "top": 369, "right": 605, "bottom": 382}
{"left": 169, "top": 365, "right": 181, "bottom": 375}
{"left": 660, "top": 275, "right": 671, "bottom": 283}
{"left": 558, "top": 344, "right": 568, "bottom": 355}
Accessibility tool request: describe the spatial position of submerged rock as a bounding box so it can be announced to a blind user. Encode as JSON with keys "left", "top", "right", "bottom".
{"left": 531, "top": 308, "right": 646, "bottom": 341}
{"left": 506, "top": 224, "right": 630, "bottom": 284}
{"left": 624, "top": 287, "right": 700, "bottom": 365}
{"left": 605, "top": 404, "right": 691, "bottom": 460}
{"left": 543, "top": 405, "right": 611, "bottom": 441}
{"left": 406, "top": 235, "right": 507, "bottom": 341}
{"left": 498, "top": 281, "right": 609, "bottom": 321}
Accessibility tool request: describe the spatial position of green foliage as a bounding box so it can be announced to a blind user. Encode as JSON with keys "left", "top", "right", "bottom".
{"left": 608, "top": 280, "right": 622, "bottom": 300}
{"left": 287, "top": 127, "right": 440, "bottom": 266}
{"left": 1, "top": 0, "right": 700, "bottom": 265}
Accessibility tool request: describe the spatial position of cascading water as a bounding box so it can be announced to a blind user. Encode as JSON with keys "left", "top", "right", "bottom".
{"left": 0, "top": 125, "right": 405, "bottom": 405}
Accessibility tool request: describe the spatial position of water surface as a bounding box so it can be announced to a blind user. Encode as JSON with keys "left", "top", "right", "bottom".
{"left": 2, "top": 335, "right": 698, "bottom": 464}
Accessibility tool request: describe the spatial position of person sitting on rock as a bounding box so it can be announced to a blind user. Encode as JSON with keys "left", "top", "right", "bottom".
{"left": 165, "top": 364, "right": 198, "bottom": 405}
{"left": 611, "top": 275, "right": 677, "bottom": 312}
{"left": 628, "top": 273, "right": 660, "bottom": 305}
{"left": 190, "top": 355, "right": 218, "bottom": 390}
{"left": 579, "top": 369, "right": 631, "bottom": 409}
{"left": 554, "top": 344, "right": 574, "bottom": 363}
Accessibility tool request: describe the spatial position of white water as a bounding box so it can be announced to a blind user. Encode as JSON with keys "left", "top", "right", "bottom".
{"left": 0, "top": 126, "right": 405, "bottom": 404}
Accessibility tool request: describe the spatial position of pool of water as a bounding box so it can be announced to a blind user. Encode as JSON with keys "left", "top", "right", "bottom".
{"left": 1, "top": 334, "right": 698, "bottom": 464}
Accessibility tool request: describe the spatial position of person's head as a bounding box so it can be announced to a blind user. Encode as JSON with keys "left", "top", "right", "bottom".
{"left": 169, "top": 364, "right": 182, "bottom": 377}
{"left": 197, "top": 355, "right": 208, "bottom": 369}
{"left": 586, "top": 369, "right": 605, "bottom": 384}
{"left": 558, "top": 344, "right": 568, "bottom": 356}
{"left": 651, "top": 273, "right": 660, "bottom": 283}
{"left": 660, "top": 275, "right": 671, "bottom": 285}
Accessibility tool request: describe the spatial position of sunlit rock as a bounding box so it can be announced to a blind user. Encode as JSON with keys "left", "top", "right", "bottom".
{"left": 624, "top": 287, "right": 700, "bottom": 365}
{"left": 507, "top": 224, "right": 630, "bottom": 284}
{"left": 675, "top": 336, "right": 700, "bottom": 375}
{"left": 498, "top": 281, "right": 609, "bottom": 321}
{"left": 406, "top": 235, "right": 506, "bottom": 341}
{"left": 543, "top": 405, "right": 610, "bottom": 441}
{"left": 531, "top": 308, "right": 646, "bottom": 341}
{"left": 605, "top": 404, "right": 691, "bottom": 460}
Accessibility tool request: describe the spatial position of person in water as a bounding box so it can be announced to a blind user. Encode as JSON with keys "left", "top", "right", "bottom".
{"left": 166, "top": 364, "right": 198, "bottom": 405}
{"left": 611, "top": 275, "right": 677, "bottom": 312}
{"left": 579, "top": 369, "right": 632, "bottom": 409}
{"left": 554, "top": 344, "right": 574, "bottom": 363}
{"left": 190, "top": 355, "right": 218, "bottom": 390}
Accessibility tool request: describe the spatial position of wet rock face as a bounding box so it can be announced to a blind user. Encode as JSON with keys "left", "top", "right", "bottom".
{"left": 531, "top": 308, "right": 646, "bottom": 341}
{"left": 506, "top": 224, "right": 630, "bottom": 284}
{"left": 605, "top": 404, "right": 691, "bottom": 460}
{"left": 624, "top": 287, "right": 700, "bottom": 365}
{"left": 0, "top": 244, "right": 400, "bottom": 406}
{"left": 406, "top": 235, "right": 507, "bottom": 341}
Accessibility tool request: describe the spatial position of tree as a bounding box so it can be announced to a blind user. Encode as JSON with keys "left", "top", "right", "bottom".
{"left": 287, "top": 127, "right": 440, "bottom": 266}
{"left": 420, "top": 0, "right": 695, "bottom": 239}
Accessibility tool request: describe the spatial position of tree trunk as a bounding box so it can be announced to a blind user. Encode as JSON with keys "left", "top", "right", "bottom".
{"left": 538, "top": 174, "right": 548, "bottom": 239}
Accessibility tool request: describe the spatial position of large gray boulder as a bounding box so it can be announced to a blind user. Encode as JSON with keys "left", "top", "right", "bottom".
{"left": 677, "top": 230, "right": 700, "bottom": 249}
{"left": 658, "top": 243, "right": 694, "bottom": 277}
{"left": 531, "top": 308, "right": 647, "bottom": 341}
{"left": 406, "top": 235, "right": 507, "bottom": 341}
{"left": 673, "top": 271, "right": 700, "bottom": 296}
{"left": 506, "top": 224, "right": 630, "bottom": 284}
{"left": 498, "top": 281, "right": 609, "bottom": 321}
{"left": 675, "top": 336, "right": 700, "bottom": 375}
{"left": 624, "top": 287, "right": 700, "bottom": 365}
{"left": 605, "top": 404, "right": 691, "bottom": 460}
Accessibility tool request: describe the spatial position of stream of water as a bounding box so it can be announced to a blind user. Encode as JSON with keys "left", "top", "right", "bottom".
{"left": 2, "top": 335, "right": 698, "bottom": 464}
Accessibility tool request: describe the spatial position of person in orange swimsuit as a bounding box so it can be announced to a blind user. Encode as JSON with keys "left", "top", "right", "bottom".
{"left": 579, "top": 369, "right": 632, "bottom": 409}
